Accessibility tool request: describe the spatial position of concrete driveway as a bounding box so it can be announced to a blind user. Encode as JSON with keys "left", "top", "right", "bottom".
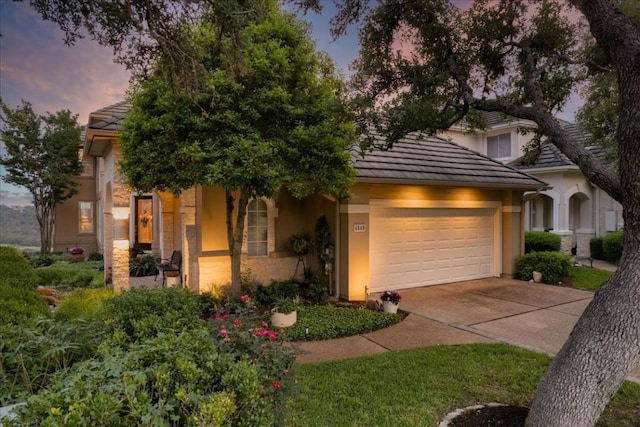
{"left": 295, "top": 278, "right": 640, "bottom": 382}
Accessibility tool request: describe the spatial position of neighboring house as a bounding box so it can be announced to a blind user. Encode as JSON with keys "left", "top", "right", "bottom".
{"left": 53, "top": 128, "right": 99, "bottom": 254}
{"left": 441, "top": 112, "right": 623, "bottom": 258}
{"left": 71, "top": 101, "right": 546, "bottom": 300}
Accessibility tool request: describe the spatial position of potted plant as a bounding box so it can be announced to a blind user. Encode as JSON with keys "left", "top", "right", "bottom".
{"left": 380, "top": 289, "right": 402, "bottom": 313}
{"left": 68, "top": 246, "right": 85, "bottom": 262}
{"left": 271, "top": 297, "right": 298, "bottom": 327}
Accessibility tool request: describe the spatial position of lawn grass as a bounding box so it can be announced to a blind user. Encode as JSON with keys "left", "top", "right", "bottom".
{"left": 289, "top": 343, "right": 640, "bottom": 427}
{"left": 568, "top": 266, "right": 613, "bottom": 291}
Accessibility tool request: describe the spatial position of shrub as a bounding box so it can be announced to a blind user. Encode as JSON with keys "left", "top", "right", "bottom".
{"left": 34, "top": 264, "right": 101, "bottom": 288}
{"left": 524, "top": 231, "right": 561, "bottom": 253}
{"left": 0, "top": 284, "right": 50, "bottom": 327}
{"left": 87, "top": 252, "right": 104, "bottom": 262}
{"left": 0, "top": 246, "right": 39, "bottom": 290}
{"left": 28, "top": 253, "right": 55, "bottom": 268}
{"left": 54, "top": 288, "right": 114, "bottom": 322}
{"left": 590, "top": 237, "right": 605, "bottom": 260}
{"left": 515, "top": 251, "right": 572, "bottom": 285}
{"left": 299, "top": 273, "right": 329, "bottom": 304}
{"left": 129, "top": 254, "right": 160, "bottom": 277}
{"left": 8, "top": 298, "right": 297, "bottom": 426}
{"left": 0, "top": 318, "right": 102, "bottom": 406}
{"left": 603, "top": 231, "right": 624, "bottom": 264}
{"left": 254, "top": 280, "right": 300, "bottom": 310}
{"left": 101, "top": 287, "right": 203, "bottom": 343}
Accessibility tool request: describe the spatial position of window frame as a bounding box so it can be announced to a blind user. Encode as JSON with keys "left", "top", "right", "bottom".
{"left": 244, "top": 197, "right": 276, "bottom": 258}
{"left": 78, "top": 201, "right": 94, "bottom": 233}
{"left": 486, "top": 132, "right": 512, "bottom": 160}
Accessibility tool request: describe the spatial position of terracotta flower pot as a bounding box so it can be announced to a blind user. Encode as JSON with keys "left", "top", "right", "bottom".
{"left": 69, "top": 253, "right": 85, "bottom": 263}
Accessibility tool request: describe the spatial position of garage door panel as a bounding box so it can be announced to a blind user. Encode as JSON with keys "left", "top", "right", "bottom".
{"left": 370, "top": 207, "right": 495, "bottom": 292}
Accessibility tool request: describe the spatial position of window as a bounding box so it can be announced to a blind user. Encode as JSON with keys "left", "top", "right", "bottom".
{"left": 487, "top": 133, "right": 511, "bottom": 159}
{"left": 79, "top": 149, "right": 94, "bottom": 176}
{"left": 247, "top": 199, "right": 268, "bottom": 256}
{"left": 79, "top": 201, "right": 94, "bottom": 233}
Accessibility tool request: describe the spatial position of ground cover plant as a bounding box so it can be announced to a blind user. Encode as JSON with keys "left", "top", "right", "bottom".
{"left": 286, "top": 305, "right": 405, "bottom": 341}
{"left": 289, "top": 343, "right": 640, "bottom": 427}
{"left": 34, "top": 261, "right": 104, "bottom": 288}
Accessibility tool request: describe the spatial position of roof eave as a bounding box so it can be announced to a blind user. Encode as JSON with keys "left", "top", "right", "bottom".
{"left": 85, "top": 129, "right": 119, "bottom": 157}
{"left": 355, "top": 176, "right": 547, "bottom": 191}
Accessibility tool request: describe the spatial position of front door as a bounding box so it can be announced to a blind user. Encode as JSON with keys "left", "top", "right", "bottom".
{"left": 135, "top": 197, "right": 153, "bottom": 250}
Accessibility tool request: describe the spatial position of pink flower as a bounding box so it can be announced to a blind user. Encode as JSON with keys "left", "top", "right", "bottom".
{"left": 272, "top": 382, "right": 281, "bottom": 390}
{"left": 259, "top": 320, "right": 268, "bottom": 328}
{"left": 219, "top": 329, "right": 228, "bottom": 338}
{"left": 268, "top": 332, "right": 278, "bottom": 340}
{"left": 257, "top": 329, "right": 269, "bottom": 337}
{"left": 234, "top": 319, "right": 241, "bottom": 328}
{"left": 240, "top": 294, "right": 249, "bottom": 302}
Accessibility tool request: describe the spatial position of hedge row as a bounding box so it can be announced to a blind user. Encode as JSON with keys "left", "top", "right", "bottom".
{"left": 589, "top": 231, "right": 623, "bottom": 264}
{"left": 524, "top": 231, "right": 561, "bottom": 253}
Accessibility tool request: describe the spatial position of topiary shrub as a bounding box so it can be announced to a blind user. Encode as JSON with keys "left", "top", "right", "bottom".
{"left": 524, "top": 231, "right": 561, "bottom": 253}
{"left": 590, "top": 237, "right": 605, "bottom": 260}
{"left": 515, "top": 251, "right": 572, "bottom": 285}
{"left": 602, "top": 231, "right": 623, "bottom": 264}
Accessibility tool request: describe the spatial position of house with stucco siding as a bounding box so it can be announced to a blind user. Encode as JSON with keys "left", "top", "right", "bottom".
{"left": 440, "top": 112, "right": 623, "bottom": 258}
{"left": 61, "top": 101, "right": 548, "bottom": 299}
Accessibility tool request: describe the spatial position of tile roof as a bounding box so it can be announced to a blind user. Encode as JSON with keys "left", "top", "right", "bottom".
{"left": 511, "top": 120, "right": 606, "bottom": 170}
{"left": 511, "top": 143, "right": 607, "bottom": 170}
{"left": 86, "top": 100, "right": 546, "bottom": 189}
{"left": 88, "top": 101, "right": 131, "bottom": 131}
{"left": 354, "top": 134, "right": 547, "bottom": 189}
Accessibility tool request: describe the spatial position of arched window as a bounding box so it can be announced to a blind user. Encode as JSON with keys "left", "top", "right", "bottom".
{"left": 247, "top": 199, "right": 268, "bottom": 256}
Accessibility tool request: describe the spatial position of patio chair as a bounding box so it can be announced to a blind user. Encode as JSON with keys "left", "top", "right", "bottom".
{"left": 155, "top": 250, "right": 182, "bottom": 286}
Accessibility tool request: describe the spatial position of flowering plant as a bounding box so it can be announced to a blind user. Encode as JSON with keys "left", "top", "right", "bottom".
{"left": 69, "top": 246, "right": 84, "bottom": 255}
{"left": 380, "top": 289, "right": 402, "bottom": 304}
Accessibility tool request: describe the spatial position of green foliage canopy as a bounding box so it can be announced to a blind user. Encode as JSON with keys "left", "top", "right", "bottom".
{"left": 0, "top": 100, "right": 83, "bottom": 253}
{"left": 119, "top": 8, "right": 356, "bottom": 201}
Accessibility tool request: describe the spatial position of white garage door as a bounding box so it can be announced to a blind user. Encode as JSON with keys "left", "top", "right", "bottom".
{"left": 370, "top": 207, "right": 495, "bottom": 292}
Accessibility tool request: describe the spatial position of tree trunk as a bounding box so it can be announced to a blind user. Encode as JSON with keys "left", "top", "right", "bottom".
{"left": 527, "top": 4, "right": 640, "bottom": 424}
{"left": 526, "top": 241, "right": 640, "bottom": 425}
{"left": 225, "top": 189, "right": 250, "bottom": 292}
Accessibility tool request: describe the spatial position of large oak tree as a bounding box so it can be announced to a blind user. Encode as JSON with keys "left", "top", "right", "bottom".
{"left": 324, "top": 0, "right": 638, "bottom": 425}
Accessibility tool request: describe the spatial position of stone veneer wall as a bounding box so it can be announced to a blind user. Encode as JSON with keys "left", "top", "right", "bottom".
{"left": 576, "top": 230, "right": 596, "bottom": 258}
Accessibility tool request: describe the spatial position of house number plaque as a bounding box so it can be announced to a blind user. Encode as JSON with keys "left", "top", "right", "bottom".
{"left": 353, "top": 223, "right": 366, "bottom": 232}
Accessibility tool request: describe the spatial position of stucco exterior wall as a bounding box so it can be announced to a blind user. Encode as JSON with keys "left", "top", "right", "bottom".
{"left": 54, "top": 167, "right": 98, "bottom": 253}
{"left": 195, "top": 186, "right": 333, "bottom": 292}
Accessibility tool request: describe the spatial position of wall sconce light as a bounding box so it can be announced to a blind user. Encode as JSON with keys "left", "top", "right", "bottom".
{"left": 112, "top": 207, "right": 130, "bottom": 241}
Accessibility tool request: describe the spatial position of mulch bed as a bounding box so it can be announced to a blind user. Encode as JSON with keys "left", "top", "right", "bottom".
{"left": 446, "top": 405, "right": 529, "bottom": 426}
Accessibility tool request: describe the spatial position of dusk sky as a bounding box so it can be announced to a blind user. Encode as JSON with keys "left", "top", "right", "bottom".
{"left": 0, "top": 0, "right": 582, "bottom": 207}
